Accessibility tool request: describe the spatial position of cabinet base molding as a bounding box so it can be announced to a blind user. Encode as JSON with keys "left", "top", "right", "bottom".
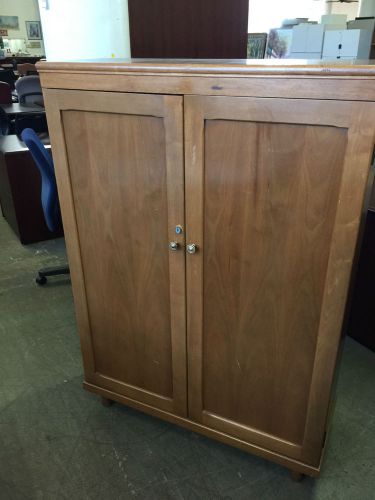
{"left": 83, "top": 381, "right": 321, "bottom": 478}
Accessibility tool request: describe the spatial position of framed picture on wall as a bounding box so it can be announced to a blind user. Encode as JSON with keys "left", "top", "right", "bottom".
{"left": 0, "top": 16, "right": 19, "bottom": 30}
{"left": 265, "top": 29, "right": 293, "bottom": 59}
{"left": 25, "top": 21, "right": 42, "bottom": 40}
{"left": 247, "top": 33, "right": 268, "bottom": 59}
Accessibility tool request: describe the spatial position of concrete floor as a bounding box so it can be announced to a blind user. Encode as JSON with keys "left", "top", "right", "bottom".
{"left": 0, "top": 215, "right": 374, "bottom": 500}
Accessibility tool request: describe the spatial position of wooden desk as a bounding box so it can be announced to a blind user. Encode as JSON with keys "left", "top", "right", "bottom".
{"left": 1, "top": 102, "right": 45, "bottom": 118}
{"left": 0, "top": 134, "right": 63, "bottom": 244}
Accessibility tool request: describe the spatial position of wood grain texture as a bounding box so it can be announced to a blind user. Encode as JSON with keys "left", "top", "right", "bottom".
{"left": 43, "top": 89, "right": 187, "bottom": 416}
{"left": 38, "top": 72, "right": 375, "bottom": 103}
{"left": 63, "top": 110, "right": 173, "bottom": 397}
{"left": 83, "top": 381, "right": 321, "bottom": 478}
{"left": 300, "top": 102, "right": 375, "bottom": 465}
{"left": 185, "top": 95, "right": 375, "bottom": 466}
{"left": 128, "top": 0, "right": 249, "bottom": 58}
{"left": 40, "top": 62, "right": 375, "bottom": 475}
{"left": 202, "top": 119, "right": 346, "bottom": 445}
{"left": 37, "top": 58, "right": 375, "bottom": 77}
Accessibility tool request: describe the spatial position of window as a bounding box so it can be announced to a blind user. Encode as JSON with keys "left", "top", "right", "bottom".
{"left": 248, "top": 0, "right": 326, "bottom": 33}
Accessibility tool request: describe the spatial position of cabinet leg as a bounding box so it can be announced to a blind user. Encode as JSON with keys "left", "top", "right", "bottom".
{"left": 101, "top": 396, "right": 114, "bottom": 408}
{"left": 290, "top": 470, "right": 304, "bottom": 482}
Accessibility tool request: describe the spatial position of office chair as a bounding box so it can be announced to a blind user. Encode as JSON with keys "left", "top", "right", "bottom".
{"left": 0, "top": 82, "right": 12, "bottom": 104}
{"left": 0, "top": 107, "right": 9, "bottom": 135}
{"left": 21, "top": 128, "right": 70, "bottom": 285}
{"left": 0, "top": 69, "right": 17, "bottom": 90}
{"left": 15, "top": 75, "right": 44, "bottom": 105}
{"left": 15, "top": 113, "right": 48, "bottom": 137}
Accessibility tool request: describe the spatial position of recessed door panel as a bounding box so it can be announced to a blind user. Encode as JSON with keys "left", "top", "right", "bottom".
{"left": 202, "top": 119, "right": 345, "bottom": 445}
{"left": 44, "top": 90, "right": 187, "bottom": 416}
{"left": 185, "top": 95, "right": 375, "bottom": 464}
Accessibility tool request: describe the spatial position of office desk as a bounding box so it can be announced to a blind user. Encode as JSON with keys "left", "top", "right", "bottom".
{"left": 1, "top": 102, "right": 45, "bottom": 118}
{"left": 0, "top": 134, "right": 63, "bottom": 244}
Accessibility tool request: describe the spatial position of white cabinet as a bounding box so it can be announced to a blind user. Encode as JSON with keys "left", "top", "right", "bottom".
{"left": 290, "top": 24, "right": 324, "bottom": 59}
{"left": 322, "top": 29, "right": 372, "bottom": 59}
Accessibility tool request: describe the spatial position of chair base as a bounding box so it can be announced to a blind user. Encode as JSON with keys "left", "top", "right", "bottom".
{"left": 36, "top": 265, "right": 70, "bottom": 285}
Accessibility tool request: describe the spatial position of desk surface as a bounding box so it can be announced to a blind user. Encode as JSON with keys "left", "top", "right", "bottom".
{"left": 1, "top": 102, "right": 45, "bottom": 115}
{"left": 0, "top": 134, "right": 50, "bottom": 154}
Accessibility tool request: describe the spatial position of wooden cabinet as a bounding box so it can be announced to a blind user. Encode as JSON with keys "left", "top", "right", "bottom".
{"left": 38, "top": 60, "right": 375, "bottom": 478}
{"left": 322, "top": 29, "right": 372, "bottom": 60}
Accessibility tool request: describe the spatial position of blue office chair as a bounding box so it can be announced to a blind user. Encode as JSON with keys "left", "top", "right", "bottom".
{"left": 21, "top": 128, "right": 70, "bottom": 285}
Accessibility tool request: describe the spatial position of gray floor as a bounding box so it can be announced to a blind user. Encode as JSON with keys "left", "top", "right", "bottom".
{"left": 0, "top": 215, "right": 374, "bottom": 500}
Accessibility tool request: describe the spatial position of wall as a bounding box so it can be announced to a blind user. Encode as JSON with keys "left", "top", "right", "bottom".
{"left": 359, "top": 0, "right": 375, "bottom": 17}
{"left": 0, "top": 0, "right": 45, "bottom": 55}
{"left": 38, "top": 0, "right": 130, "bottom": 61}
{"left": 248, "top": 0, "right": 360, "bottom": 33}
{"left": 248, "top": 0, "right": 325, "bottom": 33}
{"left": 330, "top": 2, "right": 359, "bottom": 21}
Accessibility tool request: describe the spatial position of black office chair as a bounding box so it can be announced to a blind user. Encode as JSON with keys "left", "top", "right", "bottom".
{"left": 21, "top": 128, "right": 70, "bottom": 285}
{"left": 0, "top": 69, "right": 17, "bottom": 90}
{"left": 0, "top": 107, "right": 9, "bottom": 135}
{"left": 15, "top": 113, "right": 48, "bottom": 137}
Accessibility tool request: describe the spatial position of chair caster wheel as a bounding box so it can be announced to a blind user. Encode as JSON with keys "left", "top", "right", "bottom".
{"left": 36, "top": 276, "right": 47, "bottom": 285}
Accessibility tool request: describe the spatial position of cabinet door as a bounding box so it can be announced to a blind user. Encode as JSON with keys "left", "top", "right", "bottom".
{"left": 340, "top": 30, "right": 361, "bottom": 57}
{"left": 185, "top": 95, "right": 375, "bottom": 465}
{"left": 322, "top": 30, "right": 342, "bottom": 57}
{"left": 44, "top": 90, "right": 187, "bottom": 416}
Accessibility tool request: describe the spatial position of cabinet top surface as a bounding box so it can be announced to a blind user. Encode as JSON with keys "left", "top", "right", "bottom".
{"left": 37, "top": 58, "right": 375, "bottom": 77}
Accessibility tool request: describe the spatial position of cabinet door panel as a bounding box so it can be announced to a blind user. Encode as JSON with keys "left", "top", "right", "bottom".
{"left": 44, "top": 90, "right": 187, "bottom": 416}
{"left": 185, "top": 95, "right": 375, "bottom": 464}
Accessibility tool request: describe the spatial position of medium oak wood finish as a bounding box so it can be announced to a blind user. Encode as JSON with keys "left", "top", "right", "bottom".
{"left": 202, "top": 119, "right": 346, "bottom": 444}
{"left": 38, "top": 59, "right": 375, "bottom": 478}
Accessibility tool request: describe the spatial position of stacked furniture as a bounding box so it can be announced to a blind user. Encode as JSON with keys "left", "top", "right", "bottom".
{"left": 38, "top": 59, "right": 375, "bottom": 479}
{"left": 289, "top": 14, "right": 373, "bottom": 60}
{"left": 290, "top": 24, "right": 325, "bottom": 59}
{"left": 322, "top": 29, "right": 372, "bottom": 59}
{"left": 348, "top": 18, "right": 375, "bottom": 58}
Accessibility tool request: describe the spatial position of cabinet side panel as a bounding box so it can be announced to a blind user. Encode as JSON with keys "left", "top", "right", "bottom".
{"left": 62, "top": 110, "right": 173, "bottom": 398}
{"left": 202, "top": 120, "right": 347, "bottom": 445}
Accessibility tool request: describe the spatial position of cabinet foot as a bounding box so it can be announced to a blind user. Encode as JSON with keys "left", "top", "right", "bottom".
{"left": 290, "top": 470, "right": 304, "bottom": 482}
{"left": 101, "top": 396, "right": 114, "bottom": 408}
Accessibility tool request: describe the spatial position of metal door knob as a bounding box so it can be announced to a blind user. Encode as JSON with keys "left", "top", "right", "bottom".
{"left": 169, "top": 241, "right": 179, "bottom": 251}
{"left": 186, "top": 243, "right": 197, "bottom": 254}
